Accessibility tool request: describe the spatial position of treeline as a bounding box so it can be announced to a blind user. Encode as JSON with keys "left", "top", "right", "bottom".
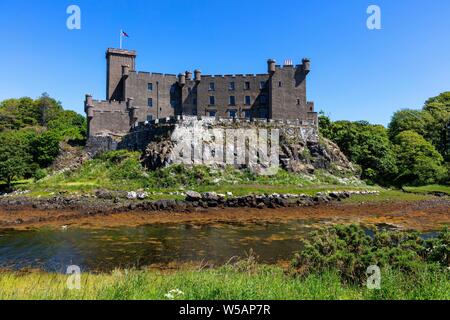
{"left": 320, "top": 92, "right": 450, "bottom": 186}
{"left": 0, "top": 93, "right": 86, "bottom": 188}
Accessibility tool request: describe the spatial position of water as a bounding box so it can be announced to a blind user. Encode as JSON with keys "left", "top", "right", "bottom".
{"left": 0, "top": 220, "right": 326, "bottom": 272}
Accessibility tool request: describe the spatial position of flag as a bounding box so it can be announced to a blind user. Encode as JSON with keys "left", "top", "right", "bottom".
{"left": 121, "top": 30, "right": 129, "bottom": 38}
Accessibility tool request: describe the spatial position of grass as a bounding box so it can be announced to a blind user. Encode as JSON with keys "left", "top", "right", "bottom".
{"left": 13, "top": 150, "right": 381, "bottom": 199}
{"left": 341, "top": 189, "right": 434, "bottom": 203}
{"left": 0, "top": 265, "right": 448, "bottom": 300}
{"left": 403, "top": 185, "right": 450, "bottom": 196}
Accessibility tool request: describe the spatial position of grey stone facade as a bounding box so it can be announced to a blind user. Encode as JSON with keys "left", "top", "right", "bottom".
{"left": 85, "top": 48, "right": 318, "bottom": 138}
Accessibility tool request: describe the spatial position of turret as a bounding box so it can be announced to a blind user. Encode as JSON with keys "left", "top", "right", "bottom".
{"left": 185, "top": 71, "right": 192, "bottom": 81}
{"left": 302, "top": 58, "right": 311, "bottom": 74}
{"left": 267, "top": 59, "right": 276, "bottom": 74}
{"left": 194, "top": 69, "right": 202, "bottom": 82}
{"left": 178, "top": 73, "right": 186, "bottom": 86}
{"left": 84, "top": 94, "right": 94, "bottom": 119}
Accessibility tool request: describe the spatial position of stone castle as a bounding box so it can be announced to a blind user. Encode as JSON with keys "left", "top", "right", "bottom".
{"left": 84, "top": 48, "right": 318, "bottom": 138}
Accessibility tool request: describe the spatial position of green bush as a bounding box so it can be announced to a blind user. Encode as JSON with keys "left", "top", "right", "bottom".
{"left": 33, "top": 168, "right": 47, "bottom": 181}
{"left": 291, "top": 225, "right": 449, "bottom": 284}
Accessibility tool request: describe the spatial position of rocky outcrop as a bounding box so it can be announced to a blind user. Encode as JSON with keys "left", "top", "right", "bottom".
{"left": 280, "top": 137, "right": 357, "bottom": 175}
{"left": 141, "top": 118, "right": 357, "bottom": 176}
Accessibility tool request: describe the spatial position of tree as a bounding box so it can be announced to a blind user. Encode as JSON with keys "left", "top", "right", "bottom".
{"left": 388, "top": 92, "right": 450, "bottom": 162}
{"left": 31, "top": 131, "right": 61, "bottom": 167}
{"left": 393, "top": 130, "right": 447, "bottom": 186}
{"left": 47, "top": 110, "right": 87, "bottom": 143}
{"left": 34, "top": 93, "right": 63, "bottom": 126}
{"left": 321, "top": 120, "right": 398, "bottom": 185}
{"left": 0, "top": 97, "right": 40, "bottom": 130}
{"left": 0, "top": 132, "right": 33, "bottom": 189}
{"left": 388, "top": 109, "right": 430, "bottom": 140}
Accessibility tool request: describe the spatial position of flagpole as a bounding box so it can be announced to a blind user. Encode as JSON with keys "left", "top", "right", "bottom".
{"left": 120, "top": 29, "right": 122, "bottom": 49}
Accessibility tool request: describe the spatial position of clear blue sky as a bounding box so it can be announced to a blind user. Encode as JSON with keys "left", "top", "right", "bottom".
{"left": 1, "top": 0, "right": 450, "bottom": 125}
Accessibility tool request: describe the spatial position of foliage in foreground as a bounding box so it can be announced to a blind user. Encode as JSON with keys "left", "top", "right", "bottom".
{"left": 292, "top": 225, "right": 449, "bottom": 283}
{"left": 0, "top": 263, "right": 448, "bottom": 300}
{"left": 0, "top": 225, "right": 448, "bottom": 300}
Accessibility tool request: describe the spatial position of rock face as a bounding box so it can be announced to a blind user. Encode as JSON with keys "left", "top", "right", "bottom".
{"left": 141, "top": 117, "right": 357, "bottom": 176}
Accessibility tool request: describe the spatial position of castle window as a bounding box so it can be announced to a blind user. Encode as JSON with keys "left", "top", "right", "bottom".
{"left": 244, "top": 110, "right": 251, "bottom": 119}
{"left": 148, "top": 83, "right": 153, "bottom": 92}
{"left": 229, "top": 82, "right": 235, "bottom": 91}
{"left": 209, "top": 82, "right": 215, "bottom": 91}
{"left": 209, "top": 96, "right": 215, "bottom": 105}
{"left": 260, "top": 81, "right": 266, "bottom": 89}
{"left": 245, "top": 82, "right": 251, "bottom": 90}
{"left": 297, "top": 99, "right": 300, "bottom": 105}
{"left": 147, "top": 98, "right": 153, "bottom": 107}
{"left": 229, "top": 96, "right": 236, "bottom": 106}
{"left": 278, "top": 81, "right": 282, "bottom": 87}
{"left": 229, "top": 110, "right": 237, "bottom": 118}
{"left": 209, "top": 111, "right": 216, "bottom": 117}
{"left": 147, "top": 115, "right": 153, "bottom": 122}
{"left": 245, "top": 96, "right": 251, "bottom": 106}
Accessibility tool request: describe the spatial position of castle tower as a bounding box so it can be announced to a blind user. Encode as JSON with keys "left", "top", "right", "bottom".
{"left": 268, "top": 58, "right": 313, "bottom": 121}
{"left": 106, "top": 48, "right": 137, "bottom": 101}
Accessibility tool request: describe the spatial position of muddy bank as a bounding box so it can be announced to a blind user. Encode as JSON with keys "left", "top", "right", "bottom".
{"left": 0, "top": 198, "right": 449, "bottom": 232}
{"left": 0, "top": 190, "right": 371, "bottom": 228}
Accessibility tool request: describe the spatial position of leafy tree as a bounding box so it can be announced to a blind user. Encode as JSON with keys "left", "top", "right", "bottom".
{"left": 47, "top": 110, "right": 87, "bottom": 143}
{"left": 34, "top": 93, "right": 63, "bottom": 126}
{"left": 321, "top": 120, "right": 398, "bottom": 185}
{"left": 0, "top": 97, "right": 40, "bottom": 130}
{"left": 388, "top": 92, "right": 450, "bottom": 162}
{"left": 31, "top": 131, "right": 61, "bottom": 167}
{"left": 388, "top": 109, "right": 430, "bottom": 140}
{"left": 0, "top": 131, "right": 33, "bottom": 189}
{"left": 393, "top": 130, "right": 447, "bottom": 186}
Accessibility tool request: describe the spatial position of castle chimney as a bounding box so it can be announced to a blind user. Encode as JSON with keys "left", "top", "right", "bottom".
{"left": 194, "top": 69, "right": 202, "bottom": 82}
{"left": 267, "top": 59, "right": 276, "bottom": 74}
{"left": 283, "top": 59, "right": 293, "bottom": 67}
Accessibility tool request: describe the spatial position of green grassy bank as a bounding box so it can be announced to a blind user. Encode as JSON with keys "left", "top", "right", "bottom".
{"left": 0, "top": 265, "right": 448, "bottom": 300}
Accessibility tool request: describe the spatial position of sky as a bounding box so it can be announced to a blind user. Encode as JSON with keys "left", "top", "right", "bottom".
{"left": 1, "top": 0, "right": 450, "bottom": 126}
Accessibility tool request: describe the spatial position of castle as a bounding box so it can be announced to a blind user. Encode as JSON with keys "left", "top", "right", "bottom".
{"left": 85, "top": 48, "right": 318, "bottom": 137}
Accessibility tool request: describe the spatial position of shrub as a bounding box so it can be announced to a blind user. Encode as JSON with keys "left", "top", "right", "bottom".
{"left": 291, "top": 225, "right": 449, "bottom": 284}
{"left": 33, "top": 168, "right": 47, "bottom": 181}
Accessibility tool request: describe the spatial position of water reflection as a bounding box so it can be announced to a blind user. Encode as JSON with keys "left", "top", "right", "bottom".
{"left": 0, "top": 221, "right": 322, "bottom": 272}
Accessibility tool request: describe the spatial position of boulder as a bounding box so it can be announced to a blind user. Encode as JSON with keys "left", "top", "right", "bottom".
{"left": 185, "top": 191, "right": 202, "bottom": 201}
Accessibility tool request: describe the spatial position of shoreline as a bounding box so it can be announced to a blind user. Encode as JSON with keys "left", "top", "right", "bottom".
{"left": 1, "top": 197, "right": 449, "bottom": 232}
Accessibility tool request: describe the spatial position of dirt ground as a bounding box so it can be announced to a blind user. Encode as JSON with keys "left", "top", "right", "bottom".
{"left": 1, "top": 198, "right": 449, "bottom": 231}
